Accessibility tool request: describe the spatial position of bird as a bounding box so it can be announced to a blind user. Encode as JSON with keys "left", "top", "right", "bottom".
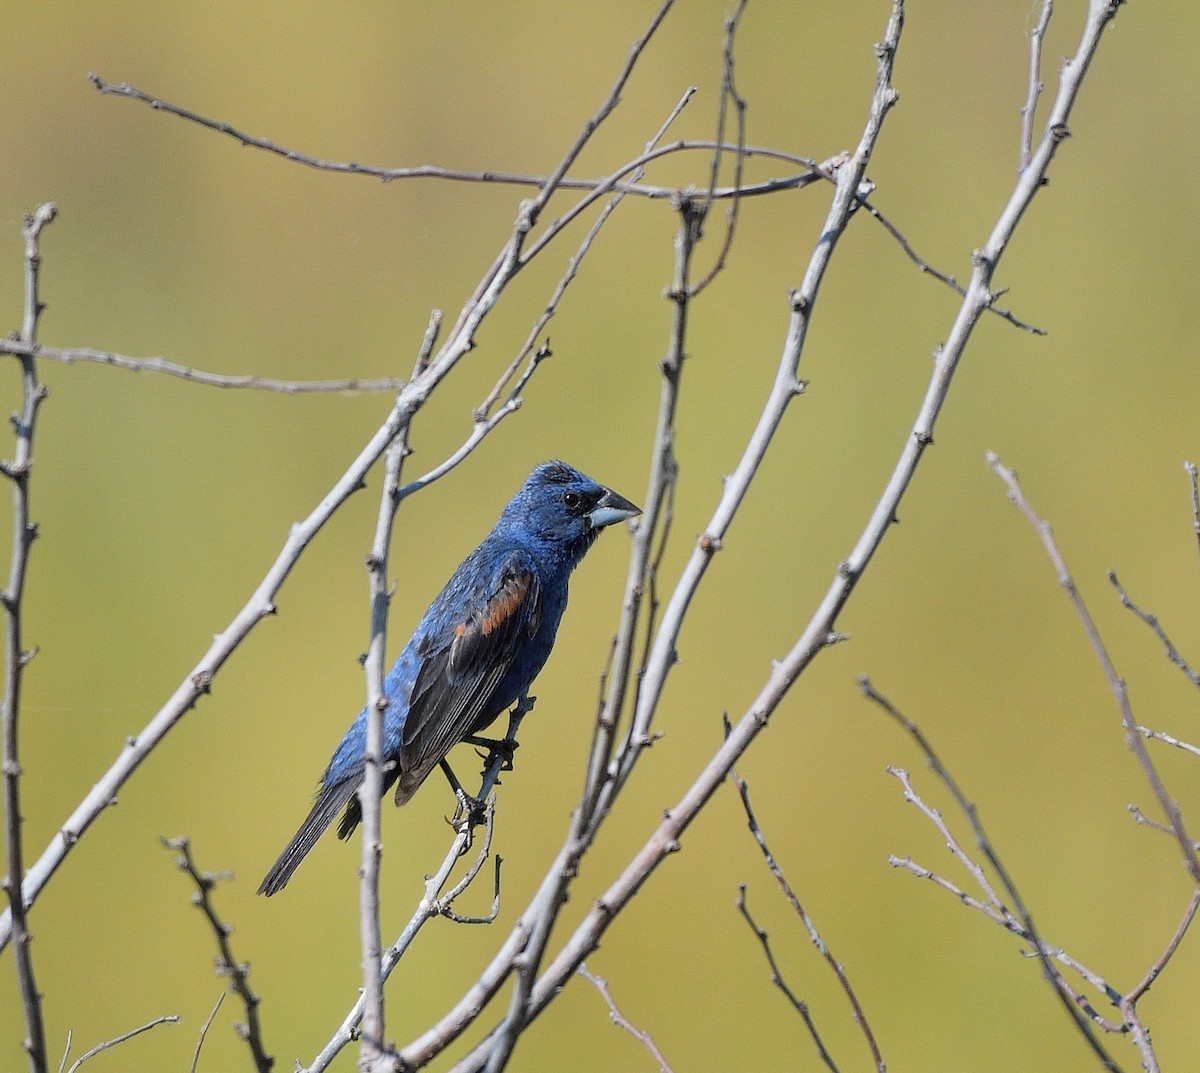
{"left": 258, "top": 460, "right": 640, "bottom": 895}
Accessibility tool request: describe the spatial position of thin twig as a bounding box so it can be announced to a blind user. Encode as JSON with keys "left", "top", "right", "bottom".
{"left": 191, "top": 992, "right": 226, "bottom": 1073}
{"left": 87, "top": 73, "right": 825, "bottom": 202}
{"left": 888, "top": 854, "right": 1017, "bottom": 931}
{"left": 885, "top": 764, "right": 1009, "bottom": 915}
{"left": 577, "top": 148, "right": 693, "bottom": 830}
{"left": 64, "top": 1016, "right": 179, "bottom": 1073}
{"left": 398, "top": 340, "right": 548, "bottom": 504}
{"left": 439, "top": 824, "right": 502, "bottom": 925}
{"left": 730, "top": 755, "right": 884, "bottom": 1073}
{"left": 689, "top": 0, "right": 748, "bottom": 298}
{"left": 632, "top": 466, "right": 677, "bottom": 720}
{"left": 887, "top": 792, "right": 1123, "bottom": 1035}
{"left": 0, "top": 339, "right": 406, "bottom": 393}
{"left": 1110, "top": 571, "right": 1200, "bottom": 688}
{"left": 988, "top": 452, "right": 1200, "bottom": 884}
{"left": 1134, "top": 725, "right": 1200, "bottom": 759}
{"left": 736, "top": 886, "right": 840, "bottom": 1073}
{"left": 476, "top": 85, "right": 696, "bottom": 419}
{"left": 856, "top": 199, "right": 1045, "bottom": 334}
{"left": 163, "top": 837, "right": 273, "bottom": 1073}
{"left": 596, "top": 192, "right": 702, "bottom": 813}
{"left": 1185, "top": 462, "right": 1200, "bottom": 564}
{"left": 1122, "top": 884, "right": 1200, "bottom": 1011}
{"left": 579, "top": 964, "right": 675, "bottom": 1073}
{"left": 864, "top": 677, "right": 1123, "bottom": 1070}
{"left": 3, "top": 201, "right": 55, "bottom": 1073}
{"left": 1020, "top": 0, "right": 1055, "bottom": 171}
{"left": 1127, "top": 804, "right": 1185, "bottom": 841}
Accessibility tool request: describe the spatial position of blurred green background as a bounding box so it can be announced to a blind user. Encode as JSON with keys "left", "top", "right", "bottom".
{"left": 2, "top": 1, "right": 1199, "bottom": 1070}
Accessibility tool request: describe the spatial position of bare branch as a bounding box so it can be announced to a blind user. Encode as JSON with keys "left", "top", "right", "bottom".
{"left": 735, "top": 886, "right": 840, "bottom": 1073}
{"left": 579, "top": 963, "right": 675, "bottom": 1073}
{"left": 355, "top": 320, "right": 441, "bottom": 1065}
{"left": 856, "top": 198, "right": 1046, "bottom": 334}
{"left": 86, "top": 73, "right": 823, "bottom": 203}
{"left": 730, "top": 757, "right": 884, "bottom": 1072}
{"left": 868, "top": 684, "right": 1126, "bottom": 1067}
{"left": 438, "top": 807, "right": 502, "bottom": 926}
{"left": 3, "top": 201, "right": 56, "bottom": 1073}
{"left": 886, "top": 785, "right": 1124, "bottom": 1036}
{"left": 1186, "top": 461, "right": 1200, "bottom": 564}
{"left": 883, "top": 761, "right": 1009, "bottom": 916}
{"left": 477, "top": 85, "right": 696, "bottom": 419}
{"left": 0, "top": 339, "right": 406, "bottom": 394}
{"left": 688, "top": 0, "right": 749, "bottom": 298}
{"left": 357, "top": 387, "right": 416, "bottom": 1067}
{"left": 1020, "top": 1, "right": 1055, "bottom": 171}
{"left": 163, "top": 837, "right": 273, "bottom": 1073}
{"left": 190, "top": 993, "right": 226, "bottom": 1073}
{"left": 1110, "top": 571, "right": 1200, "bottom": 688}
{"left": 63, "top": 1016, "right": 179, "bottom": 1073}
{"left": 1122, "top": 884, "right": 1200, "bottom": 1012}
{"left": 1134, "top": 725, "right": 1200, "bottom": 759}
{"left": 988, "top": 451, "right": 1200, "bottom": 883}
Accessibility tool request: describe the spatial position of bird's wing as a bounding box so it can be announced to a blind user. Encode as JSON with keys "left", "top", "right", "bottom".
{"left": 399, "top": 552, "right": 542, "bottom": 790}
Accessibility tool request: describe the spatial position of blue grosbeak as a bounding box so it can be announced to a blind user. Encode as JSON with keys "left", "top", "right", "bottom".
{"left": 258, "top": 461, "right": 640, "bottom": 895}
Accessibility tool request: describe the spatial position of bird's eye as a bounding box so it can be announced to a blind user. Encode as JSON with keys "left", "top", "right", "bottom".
{"left": 563, "top": 491, "right": 582, "bottom": 511}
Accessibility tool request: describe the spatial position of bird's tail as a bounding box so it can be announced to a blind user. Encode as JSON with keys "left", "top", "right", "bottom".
{"left": 258, "top": 777, "right": 361, "bottom": 896}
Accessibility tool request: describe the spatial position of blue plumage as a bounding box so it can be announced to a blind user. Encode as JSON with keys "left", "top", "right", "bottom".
{"left": 258, "top": 461, "right": 639, "bottom": 895}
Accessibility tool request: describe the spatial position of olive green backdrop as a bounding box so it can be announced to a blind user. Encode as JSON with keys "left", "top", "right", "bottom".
{"left": 2, "top": 2, "right": 1198, "bottom": 1071}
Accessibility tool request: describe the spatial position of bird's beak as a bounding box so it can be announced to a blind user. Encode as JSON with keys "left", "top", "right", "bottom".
{"left": 588, "top": 487, "right": 641, "bottom": 530}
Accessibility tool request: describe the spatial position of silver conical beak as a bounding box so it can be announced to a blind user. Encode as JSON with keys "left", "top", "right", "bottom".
{"left": 587, "top": 487, "right": 641, "bottom": 530}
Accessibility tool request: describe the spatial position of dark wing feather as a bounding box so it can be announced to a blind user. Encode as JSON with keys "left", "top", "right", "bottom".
{"left": 396, "top": 560, "right": 541, "bottom": 803}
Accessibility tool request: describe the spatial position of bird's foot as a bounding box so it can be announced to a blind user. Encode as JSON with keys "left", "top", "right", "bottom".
{"left": 465, "top": 734, "right": 520, "bottom": 773}
{"left": 449, "top": 786, "right": 487, "bottom": 835}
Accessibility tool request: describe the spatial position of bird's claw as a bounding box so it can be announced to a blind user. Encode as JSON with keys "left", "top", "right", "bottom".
{"left": 466, "top": 734, "right": 520, "bottom": 773}
{"left": 449, "top": 786, "right": 487, "bottom": 836}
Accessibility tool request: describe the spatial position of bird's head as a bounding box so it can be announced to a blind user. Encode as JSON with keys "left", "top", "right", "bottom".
{"left": 505, "top": 461, "right": 641, "bottom": 559}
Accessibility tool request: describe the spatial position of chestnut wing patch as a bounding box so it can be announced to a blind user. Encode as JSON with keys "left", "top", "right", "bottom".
{"left": 399, "top": 561, "right": 542, "bottom": 787}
